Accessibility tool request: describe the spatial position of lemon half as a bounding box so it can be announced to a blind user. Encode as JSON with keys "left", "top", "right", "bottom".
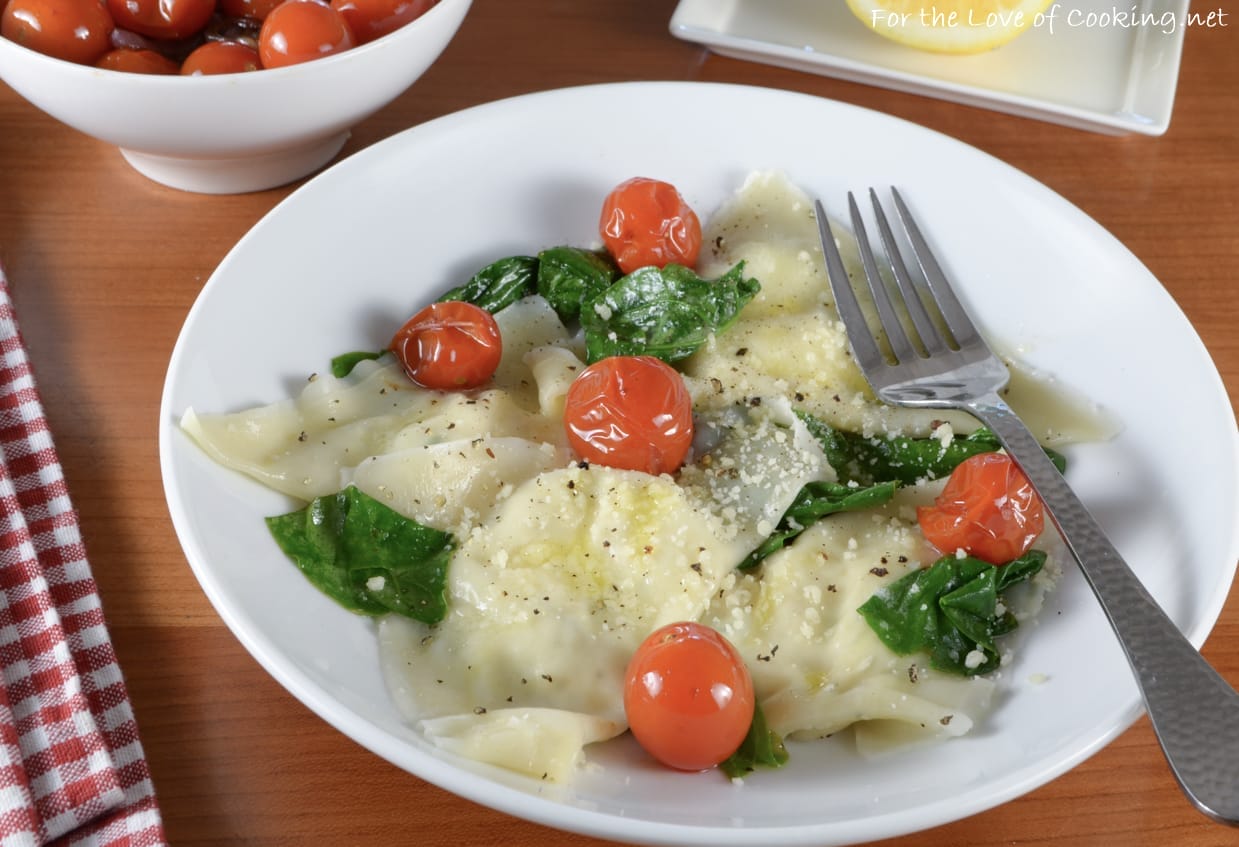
{"left": 845, "top": 0, "right": 1055, "bottom": 54}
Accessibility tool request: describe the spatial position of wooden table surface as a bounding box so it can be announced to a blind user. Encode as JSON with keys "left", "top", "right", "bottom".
{"left": 2, "top": 1, "right": 1237, "bottom": 844}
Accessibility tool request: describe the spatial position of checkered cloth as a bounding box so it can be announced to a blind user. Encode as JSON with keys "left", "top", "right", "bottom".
{"left": 0, "top": 268, "right": 166, "bottom": 846}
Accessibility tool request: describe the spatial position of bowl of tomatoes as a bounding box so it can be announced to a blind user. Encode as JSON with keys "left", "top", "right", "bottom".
{"left": 0, "top": 0, "right": 470, "bottom": 193}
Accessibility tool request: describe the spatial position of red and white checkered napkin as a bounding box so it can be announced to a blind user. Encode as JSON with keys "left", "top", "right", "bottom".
{"left": 0, "top": 269, "right": 166, "bottom": 847}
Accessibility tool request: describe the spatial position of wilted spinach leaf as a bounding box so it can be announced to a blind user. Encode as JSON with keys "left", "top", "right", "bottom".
{"left": 720, "top": 702, "right": 788, "bottom": 779}
{"left": 581, "top": 262, "right": 760, "bottom": 363}
{"left": 797, "top": 411, "right": 1067, "bottom": 486}
{"left": 266, "top": 486, "right": 455, "bottom": 624}
{"left": 738, "top": 480, "right": 898, "bottom": 571}
{"left": 439, "top": 255, "right": 539, "bottom": 313}
{"left": 330, "top": 350, "right": 385, "bottom": 378}
{"left": 857, "top": 550, "right": 1045, "bottom": 676}
{"left": 536, "top": 246, "right": 620, "bottom": 322}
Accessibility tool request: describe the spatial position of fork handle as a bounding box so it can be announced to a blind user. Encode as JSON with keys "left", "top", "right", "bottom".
{"left": 967, "top": 393, "right": 1239, "bottom": 826}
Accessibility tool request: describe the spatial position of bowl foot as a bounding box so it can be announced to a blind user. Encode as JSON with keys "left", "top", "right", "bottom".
{"left": 119, "top": 131, "right": 352, "bottom": 194}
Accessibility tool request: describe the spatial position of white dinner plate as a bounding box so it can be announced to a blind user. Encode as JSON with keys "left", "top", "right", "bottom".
{"left": 159, "top": 82, "right": 1239, "bottom": 846}
{"left": 670, "top": 0, "right": 1189, "bottom": 135}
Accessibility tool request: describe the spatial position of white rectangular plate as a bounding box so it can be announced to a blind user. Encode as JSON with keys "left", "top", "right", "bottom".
{"left": 670, "top": 0, "right": 1189, "bottom": 135}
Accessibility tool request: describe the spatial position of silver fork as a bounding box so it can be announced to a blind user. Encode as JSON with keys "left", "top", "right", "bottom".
{"left": 817, "top": 188, "right": 1239, "bottom": 826}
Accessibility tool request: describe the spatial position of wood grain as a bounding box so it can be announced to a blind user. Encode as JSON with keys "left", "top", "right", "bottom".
{"left": 1, "top": 1, "right": 1236, "bottom": 844}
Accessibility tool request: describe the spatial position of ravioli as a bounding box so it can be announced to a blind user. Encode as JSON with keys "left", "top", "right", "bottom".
{"left": 181, "top": 171, "right": 1065, "bottom": 784}
{"left": 705, "top": 501, "right": 994, "bottom": 747}
{"left": 379, "top": 464, "right": 748, "bottom": 719}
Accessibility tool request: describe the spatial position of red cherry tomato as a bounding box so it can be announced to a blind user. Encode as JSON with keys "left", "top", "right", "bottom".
{"left": 181, "top": 41, "right": 261, "bottom": 74}
{"left": 599, "top": 177, "right": 702, "bottom": 275}
{"left": 917, "top": 452, "right": 1045, "bottom": 564}
{"left": 94, "top": 47, "right": 179, "bottom": 73}
{"left": 219, "top": 0, "right": 284, "bottom": 21}
{"left": 329, "top": 0, "right": 435, "bottom": 43}
{"left": 105, "top": 0, "right": 213, "bottom": 39}
{"left": 258, "top": 0, "right": 356, "bottom": 69}
{"left": 389, "top": 301, "right": 502, "bottom": 390}
{"left": 1, "top": 0, "right": 114, "bottom": 65}
{"left": 624, "top": 622, "right": 755, "bottom": 772}
{"left": 562, "top": 355, "right": 693, "bottom": 476}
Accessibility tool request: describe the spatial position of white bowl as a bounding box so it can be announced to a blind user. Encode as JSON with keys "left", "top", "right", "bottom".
{"left": 0, "top": 0, "right": 471, "bottom": 193}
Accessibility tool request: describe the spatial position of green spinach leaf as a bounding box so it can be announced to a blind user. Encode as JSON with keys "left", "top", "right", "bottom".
{"left": 857, "top": 550, "right": 1045, "bottom": 676}
{"left": 536, "top": 246, "right": 620, "bottom": 322}
{"left": 720, "top": 702, "right": 788, "bottom": 779}
{"left": 581, "top": 262, "right": 760, "bottom": 363}
{"left": 738, "top": 480, "right": 898, "bottom": 571}
{"left": 439, "top": 255, "right": 539, "bottom": 313}
{"left": 797, "top": 411, "right": 1067, "bottom": 486}
{"left": 330, "top": 350, "right": 385, "bottom": 378}
{"left": 266, "top": 486, "right": 455, "bottom": 624}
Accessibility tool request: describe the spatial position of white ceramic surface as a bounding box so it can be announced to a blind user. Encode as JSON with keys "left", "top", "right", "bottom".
{"left": 670, "top": 0, "right": 1189, "bottom": 135}
{"left": 159, "top": 83, "right": 1239, "bottom": 846}
{"left": 0, "top": 0, "right": 470, "bottom": 193}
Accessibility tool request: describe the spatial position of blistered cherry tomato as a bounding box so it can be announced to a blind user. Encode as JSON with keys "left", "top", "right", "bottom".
{"left": 181, "top": 40, "right": 261, "bottom": 74}
{"left": 599, "top": 177, "right": 702, "bottom": 275}
{"left": 389, "top": 301, "right": 502, "bottom": 390}
{"left": 106, "top": 0, "right": 212, "bottom": 39}
{"left": 95, "top": 47, "right": 179, "bottom": 73}
{"left": 917, "top": 452, "right": 1045, "bottom": 564}
{"left": 624, "top": 622, "right": 755, "bottom": 772}
{"left": 1, "top": 0, "right": 114, "bottom": 65}
{"left": 562, "top": 355, "right": 693, "bottom": 476}
{"left": 258, "top": 0, "right": 356, "bottom": 69}
{"left": 219, "top": 0, "right": 284, "bottom": 21}
{"left": 329, "top": 0, "right": 434, "bottom": 43}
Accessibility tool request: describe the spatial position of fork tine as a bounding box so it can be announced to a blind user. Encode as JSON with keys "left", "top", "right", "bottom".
{"left": 890, "top": 188, "right": 982, "bottom": 349}
{"left": 846, "top": 192, "right": 920, "bottom": 364}
{"left": 815, "top": 200, "right": 884, "bottom": 372}
{"left": 867, "top": 188, "right": 951, "bottom": 356}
